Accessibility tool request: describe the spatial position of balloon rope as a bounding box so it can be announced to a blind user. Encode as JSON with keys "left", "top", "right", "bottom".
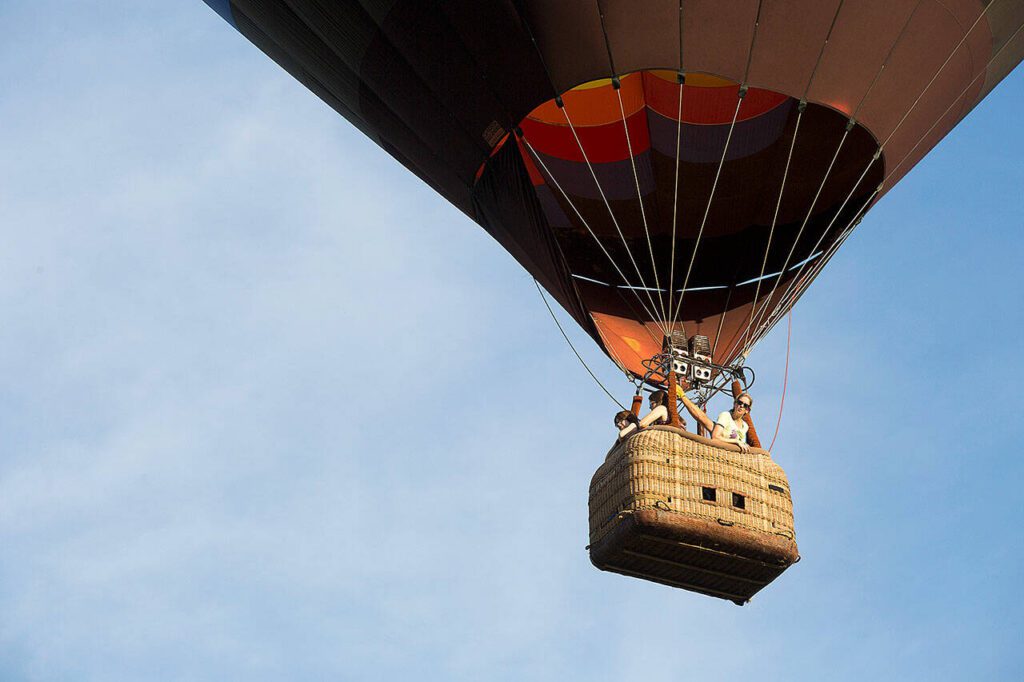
{"left": 850, "top": 0, "right": 926, "bottom": 120}
{"left": 710, "top": 2, "right": 843, "bottom": 362}
{"left": 735, "top": 1, "right": 924, "bottom": 355}
{"left": 741, "top": 186, "right": 878, "bottom": 354}
{"left": 556, "top": 104, "right": 668, "bottom": 335}
{"left": 740, "top": 1, "right": 1021, "bottom": 356}
{"left": 742, "top": 0, "right": 764, "bottom": 84}
{"left": 730, "top": 0, "right": 958, "bottom": 359}
{"left": 883, "top": 17, "right": 1024, "bottom": 186}
{"left": 616, "top": 84, "right": 667, "bottom": 322}
{"left": 801, "top": 0, "right": 846, "bottom": 100}
{"left": 877, "top": 0, "right": 1001, "bottom": 152}
{"left": 669, "top": 93, "right": 744, "bottom": 327}
{"left": 729, "top": 1, "right": 851, "bottom": 359}
{"left": 771, "top": 13, "right": 1024, "bottom": 343}
{"left": 746, "top": 159, "right": 875, "bottom": 350}
{"left": 742, "top": 143, "right": 868, "bottom": 353}
{"left": 667, "top": 77, "right": 684, "bottom": 334}
{"left": 732, "top": 107, "right": 804, "bottom": 357}
{"left": 667, "top": 3, "right": 685, "bottom": 328}
{"left": 767, "top": 311, "right": 792, "bottom": 452}
{"left": 670, "top": 0, "right": 762, "bottom": 331}
{"left": 514, "top": 1, "right": 666, "bottom": 338}
{"left": 709, "top": 280, "right": 736, "bottom": 360}
{"left": 534, "top": 279, "right": 626, "bottom": 409}
{"left": 745, "top": 124, "right": 852, "bottom": 336}
{"left": 519, "top": 135, "right": 664, "bottom": 340}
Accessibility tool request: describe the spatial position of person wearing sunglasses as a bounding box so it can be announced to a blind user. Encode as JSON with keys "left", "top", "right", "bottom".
{"left": 712, "top": 393, "right": 754, "bottom": 453}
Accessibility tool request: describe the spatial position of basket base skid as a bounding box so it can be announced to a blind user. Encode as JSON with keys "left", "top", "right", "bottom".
{"left": 589, "top": 509, "right": 798, "bottom": 604}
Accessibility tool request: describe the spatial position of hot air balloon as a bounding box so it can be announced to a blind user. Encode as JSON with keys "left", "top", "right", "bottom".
{"left": 200, "top": 0, "right": 1024, "bottom": 603}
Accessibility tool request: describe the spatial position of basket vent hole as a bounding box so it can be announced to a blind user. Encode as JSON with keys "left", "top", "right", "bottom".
{"left": 701, "top": 487, "right": 716, "bottom": 502}
{"left": 768, "top": 484, "right": 785, "bottom": 494}
{"left": 732, "top": 493, "right": 746, "bottom": 509}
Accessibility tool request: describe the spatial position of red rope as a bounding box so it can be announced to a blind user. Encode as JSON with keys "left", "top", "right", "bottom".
{"left": 768, "top": 311, "right": 791, "bottom": 452}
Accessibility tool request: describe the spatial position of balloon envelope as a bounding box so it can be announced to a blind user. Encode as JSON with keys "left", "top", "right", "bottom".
{"left": 203, "top": 0, "right": 1024, "bottom": 378}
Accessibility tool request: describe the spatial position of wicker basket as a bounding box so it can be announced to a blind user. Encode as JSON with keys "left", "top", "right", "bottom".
{"left": 588, "top": 426, "right": 799, "bottom": 604}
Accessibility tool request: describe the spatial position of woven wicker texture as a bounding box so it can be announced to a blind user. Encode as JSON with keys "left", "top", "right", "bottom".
{"left": 588, "top": 426, "right": 799, "bottom": 602}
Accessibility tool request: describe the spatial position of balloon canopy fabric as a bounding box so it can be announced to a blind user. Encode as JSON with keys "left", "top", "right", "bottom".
{"left": 203, "top": 0, "right": 1024, "bottom": 380}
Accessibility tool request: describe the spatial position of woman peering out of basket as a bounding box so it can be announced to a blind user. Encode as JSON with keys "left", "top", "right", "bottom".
{"left": 614, "top": 391, "right": 671, "bottom": 438}
{"left": 614, "top": 391, "right": 696, "bottom": 438}
{"left": 617, "top": 390, "right": 676, "bottom": 441}
{"left": 613, "top": 410, "right": 640, "bottom": 442}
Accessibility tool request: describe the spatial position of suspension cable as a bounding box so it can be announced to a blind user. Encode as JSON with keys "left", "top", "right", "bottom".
{"left": 738, "top": 105, "right": 805, "bottom": 353}
{"left": 742, "top": 186, "right": 878, "bottom": 353}
{"left": 733, "top": 0, "right": 847, "bottom": 356}
{"left": 669, "top": 0, "right": 762, "bottom": 331}
{"left": 882, "top": 17, "right": 1024, "bottom": 187}
{"left": 710, "top": 279, "right": 736, "bottom": 359}
{"left": 741, "top": 0, "right": 1014, "bottom": 353}
{"left": 519, "top": 135, "right": 665, "bottom": 329}
{"left": 557, "top": 103, "right": 668, "bottom": 334}
{"left": 727, "top": 0, "right": 958, "bottom": 360}
{"left": 535, "top": 279, "right": 626, "bottom": 409}
{"left": 767, "top": 311, "right": 792, "bottom": 452}
{"left": 592, "top": 0, "right": 667, "bottom": 322}
{"left": 590, "top": 311, "right": 645, "bottom": 388}
{"left": 667, "top": 73, "right": 685, "bottom": 333}
{"left": 878, "top": 0, "right": 1001, "bottom": 152}
{"left": 733, "top": 122, "right": 854, "bottom": 355}
{"left": 670, "top": 93, "right": 745, "bottom": 326}
{"left": 667, "top": 2, "right": 685, "bottom": 328}
{"left": 851, "top": 0, "right": 926, "bottom": 121}
{"left": 747, "top": 201, "right": 867, "bottom": 351}
{"left": 611, "top": 286, "right": 664, "bottom": 348}
{"left": 770, "top": 11, "right": 1024, "bottom": 339}
{"left": 511, "top": 1, "right": 666, "bottom": 340}
{"left": 742, "top": 148, "right": 876, "bottom": 350}
{"left": 802, "top": 0, "right": 846, "bottom": 101}
{"left": 616, "top": 84, "right": 667, "bottom": 321}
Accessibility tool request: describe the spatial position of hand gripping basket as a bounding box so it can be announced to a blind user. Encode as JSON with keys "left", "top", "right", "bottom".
{"left": 588, "top": 426, "right": 799, "bottom": 604}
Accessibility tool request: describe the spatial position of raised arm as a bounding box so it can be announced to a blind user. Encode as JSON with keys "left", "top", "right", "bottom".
{"left": 677, "top": 390, "right": 715, "bottom": 434}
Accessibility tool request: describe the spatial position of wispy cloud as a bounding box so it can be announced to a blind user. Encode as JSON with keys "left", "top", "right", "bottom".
{"left": 2, "top": 2, "right": 1023, "bottom": 681}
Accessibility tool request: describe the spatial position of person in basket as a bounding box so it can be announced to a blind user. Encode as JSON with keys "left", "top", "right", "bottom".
{"left": 712, "top": 393, "right": 753, "bottom": 452}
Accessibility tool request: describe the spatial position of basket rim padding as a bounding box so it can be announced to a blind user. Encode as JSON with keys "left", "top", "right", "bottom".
{"left": 607, "top": 424, "right": 771, "bottom": 461}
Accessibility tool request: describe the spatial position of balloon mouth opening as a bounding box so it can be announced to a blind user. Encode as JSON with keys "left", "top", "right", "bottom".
{"left": 476, "top": 69, "right": 884, "bottom": 375}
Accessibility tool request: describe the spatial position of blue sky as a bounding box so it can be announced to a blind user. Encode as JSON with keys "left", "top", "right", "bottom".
{"left": 1, "top": 2, "right": 1022, "bottom": 680}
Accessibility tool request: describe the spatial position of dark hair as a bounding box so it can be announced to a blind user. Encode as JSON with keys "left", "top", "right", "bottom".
{"left": 614, "top": 410, "right": 633, "bottom": 425}
{"left": 649, "top": 390, "right": 668, "bottom": 407}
